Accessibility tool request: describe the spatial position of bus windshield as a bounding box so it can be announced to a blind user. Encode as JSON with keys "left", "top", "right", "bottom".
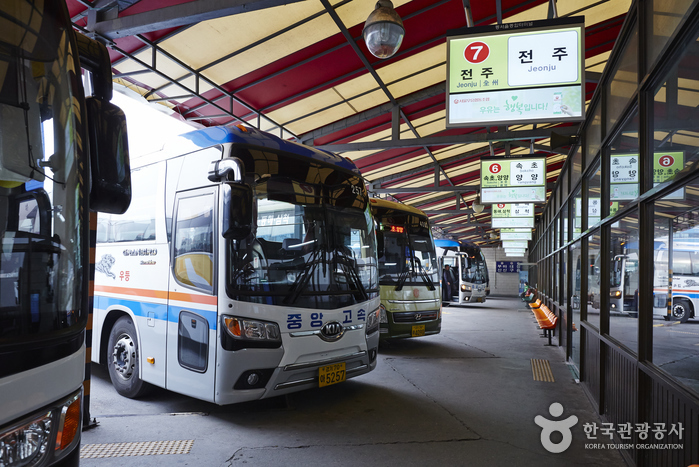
{"left": 227, "top": 172, "right": 378, "bottom": 309}
{"left": 1, "top": 3, "right": 85, "bottom": 348}
{"left": 377, "top": 218, "right": 438, "bottom": 290}
{"left": 462, "top": 251, "right": 487, "bottom": 284}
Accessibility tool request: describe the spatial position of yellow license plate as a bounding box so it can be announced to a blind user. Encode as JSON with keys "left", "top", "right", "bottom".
{"left": 412, "top": 324, "right": 425, "bottom": 337}
{"left": 319, "top": 362, "right": 346, "bottom": 388}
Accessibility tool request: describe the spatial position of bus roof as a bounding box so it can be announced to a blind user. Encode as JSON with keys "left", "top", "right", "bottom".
{"left": 369, "top": 198, "right": 428, "bottom": 218}
{"left": 135, "top": 125, "right": 359, "bottom": 174}
{"left": 434, "top": 239, "right": 460, "bottom": 248}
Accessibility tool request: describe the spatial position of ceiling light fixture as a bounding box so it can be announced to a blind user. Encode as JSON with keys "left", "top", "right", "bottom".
{"left": 363, "top": 0, "right": 405, "bottom": 59}
{"left": 472, "top": 194, "right": 485, "bottom": 214}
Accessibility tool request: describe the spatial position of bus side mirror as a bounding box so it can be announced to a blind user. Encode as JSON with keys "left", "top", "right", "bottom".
{"left": 223, "top": 183, "right": 253, "bottom": 240}
{"left": 86, "top": 97, "right": 132, "bottom": 214}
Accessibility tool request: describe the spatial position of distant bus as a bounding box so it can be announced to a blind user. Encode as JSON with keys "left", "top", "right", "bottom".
{"left": 370, "top": 198, "right": 441, "bottom": 340}
{"left": 653, "top": 239, "right": 699, "bottom": 323}
{"left": 435, "top": 239, "right": 487, "bottom": 304}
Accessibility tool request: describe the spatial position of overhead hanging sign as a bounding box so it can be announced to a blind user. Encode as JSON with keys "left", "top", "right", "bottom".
{"left": 481, "top": 158, "right": 546, "bottom": 203}
{"left": 501, "top": 231, "right": 532, "bottom": 240}
{"left": 502, "top": 240, "right": 528, "bottom": 249}
{"left": 446, "top": 17, "right": 585, "bottom": 128}
{"left": 496, "top": 261, "right": 520, "bottom": 273}
{"left": 491, "top": 202, "right": 535, "bottom": 228}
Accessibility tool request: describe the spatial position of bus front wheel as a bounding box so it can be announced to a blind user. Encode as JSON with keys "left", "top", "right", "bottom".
{"left": 107, "top": 316, "right": 150, "bottom": 398}
{"left": 672, "top": 299, "right": 692, "bottom": 323}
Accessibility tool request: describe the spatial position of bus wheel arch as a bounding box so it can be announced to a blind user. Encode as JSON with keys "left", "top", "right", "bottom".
{"left": 672, "top": 298, "right": 692, "bottom": 323}
{"left": 106, "top": 315, "right": 150, "bottom": 398}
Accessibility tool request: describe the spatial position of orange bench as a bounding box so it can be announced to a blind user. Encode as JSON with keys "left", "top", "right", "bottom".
{"left": 528, "top": 298, "right": 542, "bottom": 309}
{"left": 532, "top": 304, "right": 557, "bottom": 346}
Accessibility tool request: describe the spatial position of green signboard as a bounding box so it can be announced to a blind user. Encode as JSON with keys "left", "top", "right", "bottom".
{"left": 481, "top": 158, "right": 546, "bottom": 203}
{"left": 447, "top": 17, "right": 585, "bottom": 127}
{"left": 492, "top": 202, "right": 535, "bottom": 228}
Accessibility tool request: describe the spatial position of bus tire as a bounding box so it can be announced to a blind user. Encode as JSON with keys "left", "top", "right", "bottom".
{"left": 672, "top": 299, "right": 691, "bottom": 323}
{"left": 107, "top": 316, "right": 150, "bottom": 398}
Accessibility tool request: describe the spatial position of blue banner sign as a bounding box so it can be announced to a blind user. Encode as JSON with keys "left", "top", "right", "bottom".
{"left": 496, "top": 261, "right": 520, "bottom": 273}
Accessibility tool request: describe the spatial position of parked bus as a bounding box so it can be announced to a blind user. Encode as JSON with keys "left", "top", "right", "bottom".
{"left": 0, "top": 1, "right": 131, "bottom": 465}
{"left": 370, "top": 198, "right": 441, "bottom": 340}
{"left": 435, "top": 239, "right": 487, "bottom": 304}
{"left": 653, "top": 238, "right": 699, "bottom": 323}
{"left": 93, "top": 126, "right": 380, "bottom": 404}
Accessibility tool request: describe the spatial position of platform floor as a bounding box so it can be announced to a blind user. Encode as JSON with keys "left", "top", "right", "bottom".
{"left": 80, "top": 296, "right": 627, "bottom": 466}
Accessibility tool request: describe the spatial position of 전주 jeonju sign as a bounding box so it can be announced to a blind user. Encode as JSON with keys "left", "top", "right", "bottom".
{"left": 446, "top": 17, "right": 585, "bottom": 128}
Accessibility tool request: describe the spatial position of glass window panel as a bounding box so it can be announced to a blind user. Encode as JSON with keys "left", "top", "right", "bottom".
{"left": 647, "top": 0, "right": 694, "bottom": 67}
{"left": 572, "top": 187, "right": 582, "bottom": 240}
{"left": 586, "top": 231, "right": 602, "bottom": 329}
{"left": 571, "top": 146, "right": 583, "bottom": 190}
{"left": 587, "top": 162, "right": 602, "bottom": 230}
{"left": 571, "top": 242, "right": 582, "bottom": 370}
{"left": 609, "top": 210, "right": 639, "bottom": 354}
{"left": 562, "top": 248, "right": 568, "bottom": 307}
{"left": 562, "top": 201, "right": 569, "bottom": 244}
{"left": 652, "top": 28, "right": 699, "bottom": 187}
{"left": 607, "top": 26, "right": 639, "bottom": 131}
{"left": 609, "top": 110, "right": 641, "bottom": 214}
{"left": 586, "top": 105, "right": 602, "bottom": 168}
{"left": 653, "top": 175, "right": 699, "bottom": 395}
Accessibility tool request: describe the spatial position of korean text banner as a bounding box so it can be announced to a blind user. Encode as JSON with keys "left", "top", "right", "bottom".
{"left": 446, "top": 17, "right": 585, "bottom": 128}
{"left": 481, "top": 158, "right": 546, "bottom": 203}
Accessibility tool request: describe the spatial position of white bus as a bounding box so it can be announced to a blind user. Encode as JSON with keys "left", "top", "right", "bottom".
{"left": 435, "top": 239, "right": 487, "bottom": 304}
{"left": 370, "top": 198, "right": 441, "bottom": 340}
{"left": 653, "top": 239, "right": 699, "bottom": 323}
{"left": 93, "top": 126, "right": 380, "bottom": 404}
{"left": 1, "top": 1, "right": 131, "bottom": 465}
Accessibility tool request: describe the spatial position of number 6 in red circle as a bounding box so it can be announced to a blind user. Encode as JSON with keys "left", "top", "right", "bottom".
{"left": 659, "top": 155, "right": 674, "bottom": 167}
{"left": 489, "top": 163, "right": 502, "bottom": 174}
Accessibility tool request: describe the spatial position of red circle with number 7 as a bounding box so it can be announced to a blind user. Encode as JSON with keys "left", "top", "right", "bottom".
{"left": 489, "top": 163, "right": 502, "bottom": 174}
{"left": 464, "top": 41, "right": 490, "bottom": 64}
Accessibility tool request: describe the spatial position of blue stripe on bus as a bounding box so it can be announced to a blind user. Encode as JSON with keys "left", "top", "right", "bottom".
{"left": 97, "top": 296, "right": 218, "bottom": 330}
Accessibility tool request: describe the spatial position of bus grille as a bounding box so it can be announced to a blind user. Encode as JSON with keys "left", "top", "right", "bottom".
{"left": 392, "top": 311, "right": 439, "bottom": 323}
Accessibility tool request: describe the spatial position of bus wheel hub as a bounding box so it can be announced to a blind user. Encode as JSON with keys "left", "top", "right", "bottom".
{"left": 112, "top": 334, "right": 135, "bottom": 380}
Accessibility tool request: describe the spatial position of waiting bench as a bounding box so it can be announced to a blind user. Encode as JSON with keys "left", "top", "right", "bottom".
{"left": 531, "top": 303, "right": 557, "bottom": 346}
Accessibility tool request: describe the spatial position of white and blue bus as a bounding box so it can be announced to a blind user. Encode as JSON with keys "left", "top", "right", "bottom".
{"left": 93, "top": 126, "right": 381, "bottom": 404}
{"left": 435, "top": 239, "right": 488, "bottom": 304}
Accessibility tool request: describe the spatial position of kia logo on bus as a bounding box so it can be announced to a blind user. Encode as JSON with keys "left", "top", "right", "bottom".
{"left": 319, "top": 321, "right": 345, "bottom": 342}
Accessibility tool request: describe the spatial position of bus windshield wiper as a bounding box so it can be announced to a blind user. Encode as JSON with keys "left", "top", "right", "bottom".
{"left": 395, "top": 264, "right": 410, "bottom": 291}
{"left": 283, "top": 246, "right": 322, "bottom": 305}
{"left": 334, "top": 251, "right": 368, "bottom": 301}
{"left": 413, "top": 256, "right": 435, "bottom": 291}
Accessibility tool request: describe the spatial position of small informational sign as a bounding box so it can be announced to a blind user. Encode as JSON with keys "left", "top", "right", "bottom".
{"left": 482, "top": 158, "right": 546, "bottom": 203}
{"left": 501, "top": 231, "right": 532, "bottom": 240}
{"left": 654, "top": 152, "right": 684, "bottom": 200}
{"left": 491, "top": 202, "right": 535, "bottom": 228}
{"left": 609, "top": 151, "right": 685, "bottom": 201}
{"left": 496, "top": 261, "right": 520, "bottom": 273}
{"left": 446, "top": 17, "right": 585, "bottom": 127}
{"left": 502, "top": 240, "right": 528, "bottom": 249}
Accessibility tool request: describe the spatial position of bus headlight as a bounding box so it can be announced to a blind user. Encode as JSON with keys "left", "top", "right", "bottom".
{"left": 461, "top": 284, "right": 471, "bottom": 292}
{"left": 0, "top": 391, "right": 81, "bottom": 467}
{"left": 611, "top": 290, "right": 622, "bottom": 298}
{"left": 366, "top": 308, "right": 380, "bottom": 335}
{"left": 223, "top": 316, "right": 281, "bottom": 342}
{"left": 379, "top": 304, "right": 388, "bottom": 324}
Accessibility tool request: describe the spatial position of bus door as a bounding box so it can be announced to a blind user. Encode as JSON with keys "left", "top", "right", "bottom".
{"left": 166, "top": 188, "right": 218, "bottom": 401}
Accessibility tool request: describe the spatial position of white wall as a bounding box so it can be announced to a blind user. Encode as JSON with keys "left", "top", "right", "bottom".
{"left": 482, "top": 247, "right": 527, "bottom": 297}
